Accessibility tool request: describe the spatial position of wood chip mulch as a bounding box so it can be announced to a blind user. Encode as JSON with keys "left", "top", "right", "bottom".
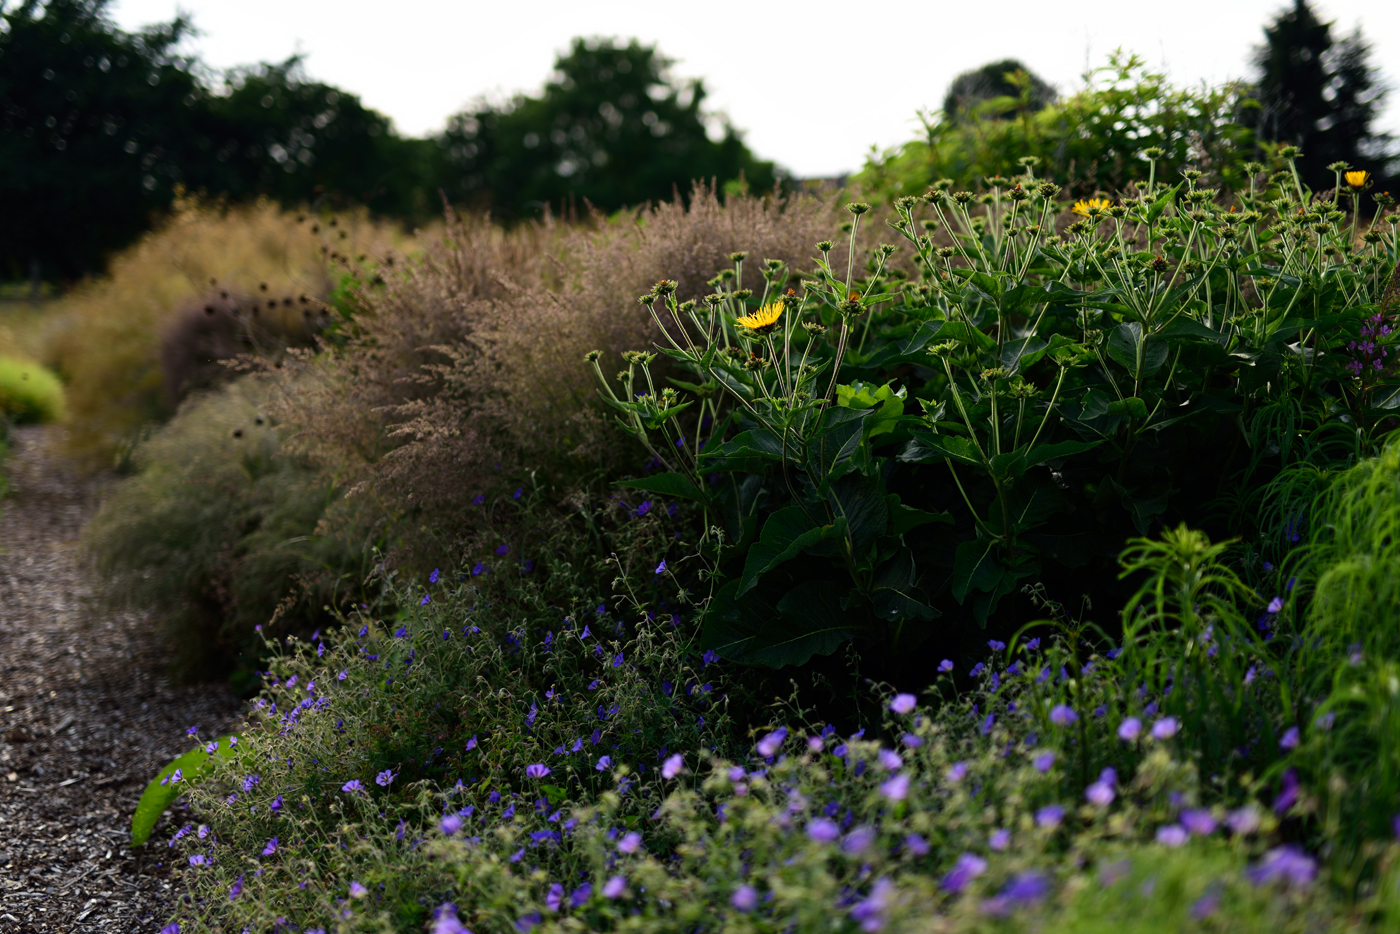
{"left": 0, "top": 426, "right": 240, "bottom": 933}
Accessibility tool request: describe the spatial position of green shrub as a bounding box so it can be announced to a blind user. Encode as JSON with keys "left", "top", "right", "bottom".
{"left": 83, "top": 377, "right": 376, "bottom": 682}
{"left": 0, "top": 354, "right": 65, "bottom": 423}
{"left": 855, "top": 52, "right": 1256, "bottom": 202}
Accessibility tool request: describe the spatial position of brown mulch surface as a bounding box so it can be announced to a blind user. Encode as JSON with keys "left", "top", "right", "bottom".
{"left": 0, "top": 426, "right": 240, "bottom": 933}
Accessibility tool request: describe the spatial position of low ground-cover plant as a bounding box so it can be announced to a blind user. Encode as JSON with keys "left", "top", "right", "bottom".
{"left": 84, "top": 377, "right": 377, "bottom": 684}
{"left": 0, "top": 354, "right": 65, "bottom": 424}
{"left": 152, "top": 503, "right": 1400, "bottom": 933}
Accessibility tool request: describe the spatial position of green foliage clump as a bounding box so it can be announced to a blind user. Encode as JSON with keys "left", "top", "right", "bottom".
{"left": 0, "top": 355, "right": 65, "bottom": 424}
{"left": 607, "top": 146, "right": 1399, "bottom": 679}
{"left": 857, "top": 53, "right": 1256, "bottom": 201}
{"left": 436, "top": 37, "right": 777, "bottom": 220}
{"left": 83, "top": 378, "right": 374, "bottom": 681}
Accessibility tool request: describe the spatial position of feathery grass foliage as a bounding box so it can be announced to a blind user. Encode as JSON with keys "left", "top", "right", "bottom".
{"left": 0, "top": 355, "right": 65, "bottom": 424}
{"left": 83, "top": 378, "right": 376, "bottom": 683}
{"left": 42, "top": 194, "right": 410, "bottom": 467}
{"left": 1275, "top": 438, "right": 1400, "bottom": 853}
{"left": 268, "top": 184, "right": 843, "bottom": 568}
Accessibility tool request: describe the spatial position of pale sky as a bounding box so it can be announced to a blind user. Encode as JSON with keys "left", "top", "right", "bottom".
{"left": 108, "top": 0, "right": 1400, "bottom": 179}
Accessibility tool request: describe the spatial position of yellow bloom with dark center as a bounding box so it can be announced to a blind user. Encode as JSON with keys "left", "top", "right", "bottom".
{"left": 1345, "top": 170, "right": 1371, "bottom": 189}
{"left": 735, "top": 301, "right": 784, "bottom": 335}
{"left": 1072, "top": 198, "right": 1112, "bottom": 217}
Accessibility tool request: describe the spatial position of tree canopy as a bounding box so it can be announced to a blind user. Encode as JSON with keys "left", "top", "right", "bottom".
{"left": 435, "top": 38, "right": 777, "bottom": 219}
{"left": 2, "top": 7, "right": 775, "bottom": 280}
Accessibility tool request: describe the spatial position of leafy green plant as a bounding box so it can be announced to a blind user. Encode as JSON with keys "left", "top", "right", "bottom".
{"left": 857, "top": 52, "right": 1257, "bottom": 202}
{"left": 148, "top": 515, "right": 1400, "bottom": 933}
{"left": 596, "top": 146, "right": 1399, "bottom": 676}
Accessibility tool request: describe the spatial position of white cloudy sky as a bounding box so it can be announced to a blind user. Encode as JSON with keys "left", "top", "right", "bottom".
{"left": 109, "top": 0, "right": 1400, "bottom": 179}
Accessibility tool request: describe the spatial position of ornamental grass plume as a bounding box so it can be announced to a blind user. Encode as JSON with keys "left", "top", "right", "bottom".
{"left": 267, "top": 184, "right": 840, "bottom": 566}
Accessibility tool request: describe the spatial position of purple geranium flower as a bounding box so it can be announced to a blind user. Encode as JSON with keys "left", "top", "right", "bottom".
{"left": 850, "top": 877, "right": 894, "bottom": 932}
{"left": 942, "top": 852, "right": 988, "bottom": 893}
{"left": 602, "top": 875, "right": 627, "bottom": 899}
{"left": 1035, "top": 804, "right": 1065, "bottom": 828}
{"left": 945, "top": 761, "right": 968, "bottom": 783}
{"left": 440, "top": 815, "right": 463, "bottom": 836}
{"left": 1151, "top": 717, "right": 1179, "bottom": 739}
{"left": 1117, "top": 717, "right": 1142, "bottom": 741}
{"left": 938, "top": 659, "right": 954, "bottom": 673}
{"left": 349, "top": 881, "right": 368, "bottom": 898}
{"left": 807, "top": 818, "right": 840, "bottom": 843}
{"left": 376, "top": 769, "right": 395, "bottom": 787}
{"left": 731, "top": 884, "right": 759, "bottom": 912}
{"left": 1247, "top": 846, "right": 1316, "bottom": 888}
{"left": 989, "top": 828, "right": 1010, "bottom": 851}
{"left": 880, "top": 773, "right": 910, "bottom": 802}
{"left": 525, "top": 764, "right": 551, "bottom": 779}
{"left": 341, "top": 779, "right": 363, "bottom": 794}
{"left": 889, "top": 693, "right": 916, "bottom": 715}
{"left": 1180, "top": 809, "right": 1217, "bottom": 836}
{"left": 1155, "top": 824, "right": 1189, "bottom": 847}
{"left": 261, "top": 837, "right": 278, "bottom": 856}
{"left": 1033, "top": 751, "right": 1056, "bottom": 773}
{"left": 662, "top": 754, "right": 684, "bottom": 779}
{"left": 756, "top": 727, "right": 787, "bottom": 757}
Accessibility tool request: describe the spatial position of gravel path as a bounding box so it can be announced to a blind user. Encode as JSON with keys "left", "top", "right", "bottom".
{"left": 0, "top": 426, "right": 239, "bottom": 933}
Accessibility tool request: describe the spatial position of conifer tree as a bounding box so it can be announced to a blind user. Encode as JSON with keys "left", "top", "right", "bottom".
{"left": 1251, "top": 0, "right": 1391, "bottom": 192}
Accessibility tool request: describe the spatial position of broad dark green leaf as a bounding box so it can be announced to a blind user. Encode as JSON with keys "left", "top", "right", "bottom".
{"left": 899, "top": 431, "right": 984, "bottom": 467}
{"left": 1108, "top": 322, "right": 1168, "bottom": 378}
{"left": 888, "top": 500, "right": 953, "bottom": 536}
{"left": 829, "top": 474, "right": 889, "bottom": 559}
{"left": 615, "top": 472, "right": 707, "bottom": 505}
{"left": 1106, "top": 397, "right": 1149, "bottom": 418}
{"left": 951, "top": 538, "right": 1001, "bottom": 604}
{"left": 737, "top": 506, "right": 847, "bottom": 597}
{"left": 701, "top": 579, "right": 853, "bottom": 668}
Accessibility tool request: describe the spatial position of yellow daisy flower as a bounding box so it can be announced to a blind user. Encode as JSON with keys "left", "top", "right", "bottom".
{"left": 1345, "top": 170, "right": 1371, "bottom": 189}
{"left": 1071, "top": 198, "right": 1113, "bottom": 217}
{"left": 734, "top": 301, "right": 784, "bottom": 336}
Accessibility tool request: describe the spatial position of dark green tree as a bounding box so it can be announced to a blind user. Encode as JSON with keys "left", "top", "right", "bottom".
{"left": 942, "top": 59, "right": 1055, "bottom": 122}
{"left": 1251, "top": 0, "right": 1391, "bottom": 191}
{"left": 187, "top": 59, "right": 437, "bottom": 221}
{"left": 435, "top": 37, "right": 776, "bottom": 219}
{"left": 0, "top": 0, "right": 203, "bottom": 281}
{"left": 0, "top": 1, "right": 435, "bottom": 282}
